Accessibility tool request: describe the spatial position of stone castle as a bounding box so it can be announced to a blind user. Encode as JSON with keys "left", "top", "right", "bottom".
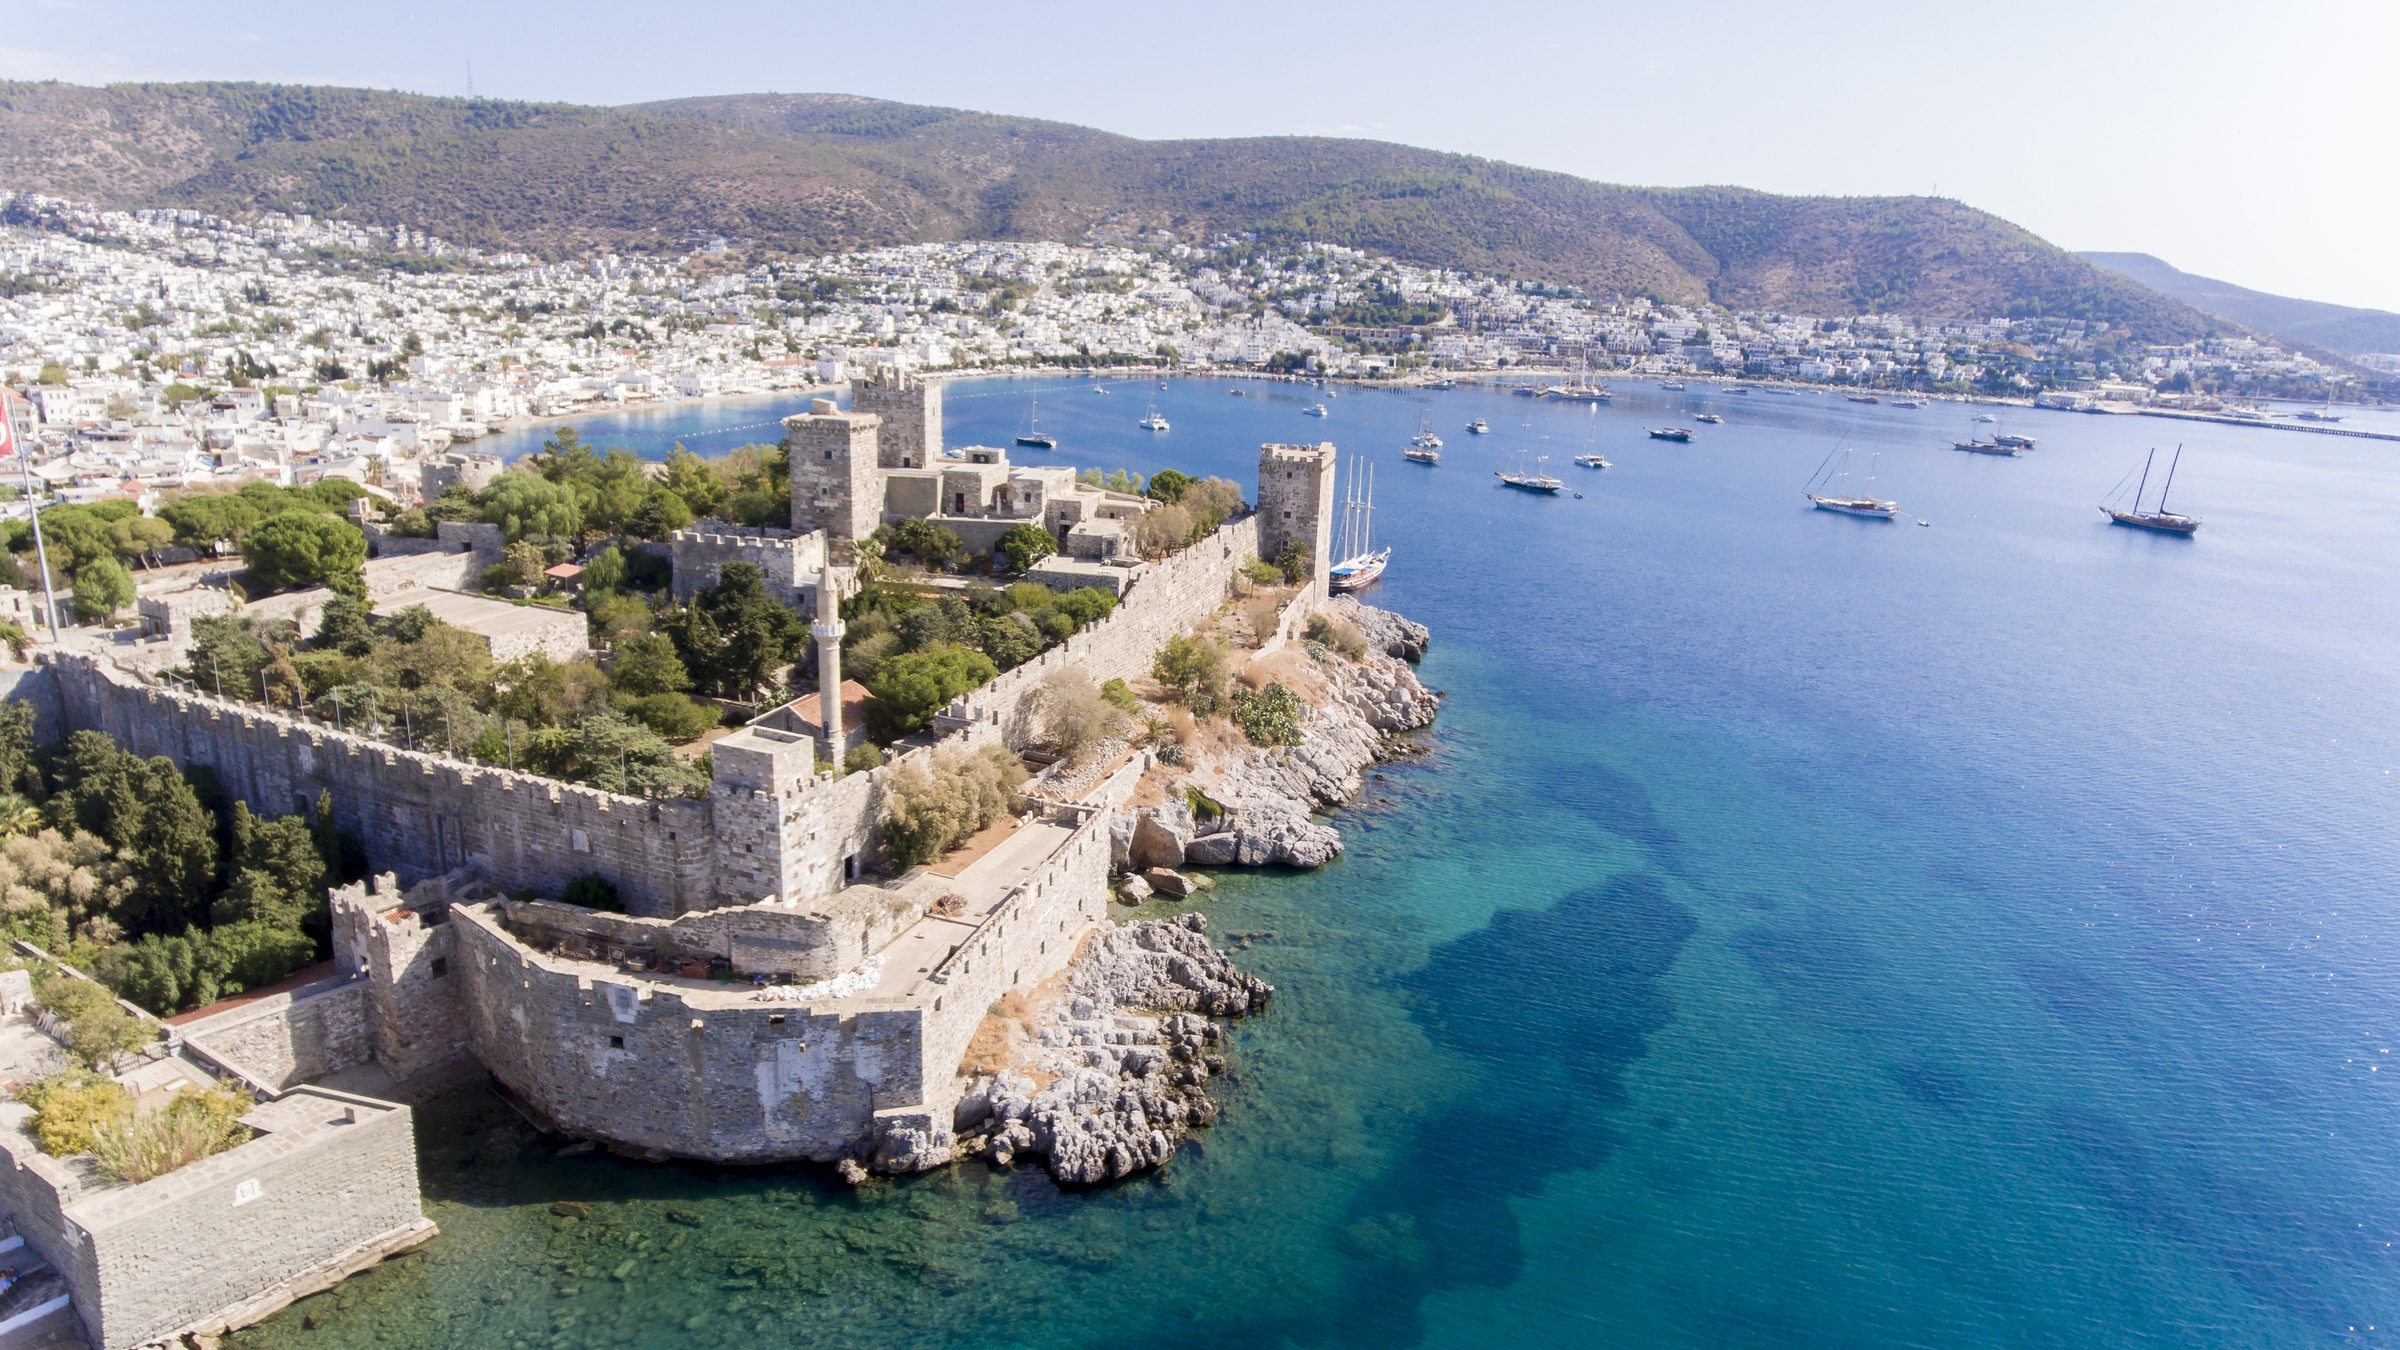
{"left": 16, "top": 383, "right": 1345, "bottom": 1191}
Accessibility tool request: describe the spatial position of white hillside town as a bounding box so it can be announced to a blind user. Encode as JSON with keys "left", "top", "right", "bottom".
{"left": 0, "top": 189, "right": 2363, "bottom": 518}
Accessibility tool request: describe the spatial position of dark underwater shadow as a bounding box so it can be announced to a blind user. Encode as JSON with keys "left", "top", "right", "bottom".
{"left": 1188, "top": 871, "right": 1703, "bottom": 1349}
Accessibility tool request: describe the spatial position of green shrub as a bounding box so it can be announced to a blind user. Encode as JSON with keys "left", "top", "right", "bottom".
{"left": 997, "top": 523, "right": 1058, "bottom": 574}
{"left": 626, "top": 692, "right": 721, "bottom": 743}
{"left": 1230, "top": 682, "right": 1309, "bottom": 747}
{"left": 1186, "top": 785, "right": 1226, "bottom": 823}
{"left": 879, "top": 746, "right": 1026, "bottom": 869}
{"left": 37, "top": 974, "right": 150, "bottom": 1068}
{"left": 865, "top": 643, "right": 997, "bottom": 739}
{"left": 18, "top": 1070, "right": 133, "bottom": 1157}
{"left": 1274, "top": 540, "right": 1312, "bottom": 583}
{"left": 91, "top": 1082, "right": 253, "bottom": 1183}
{"left": 1055, "top": 587, "right": 1118, "bottom": 630}
{"left": 563, "top": 873, "right": 621, "bottom": 912}
{"left": 1099, "top": 678, "right": 1142, "bottom": 715}
{"left": 71, "top": 557, "right": 134, "bottom": 624}
{"left": 1307, "top": 613, "right": 1370, "bottom": 660}
{"left": 1243, "top": 556, "right": 1285, "bottom": 587}
{"left": 841, "top": 743, "right": 882, "bottom": 775}
{"left": 1152, "top": 634, "right": 1230, "bottom": 716}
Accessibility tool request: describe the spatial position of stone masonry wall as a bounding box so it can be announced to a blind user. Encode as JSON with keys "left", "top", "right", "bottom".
{"left": 849, "top": 371, "right": 941, "bottom": 469}
{"left": 452, "top": 904, "right": 903, "bottom": 1162}
{"left": 669, "top": 523, "right": 827, "bottom": 613}
{"left": 0, "top": 1089, "right": 424, "bottom": 1350}
{"left": 952, "top": 516, "right": 1260, "bottom": 745}
{"left": 50, "top": 655, "right": 715, "bottom": 916}
{"left": 177, "top": 978, "right": 371, "bottom": 1092}
{"left": 447, "top": 804, "right": 1115, "bottom": 1166}
{"left": 915, "top": 809, "right": 1115, "bottom": 1115}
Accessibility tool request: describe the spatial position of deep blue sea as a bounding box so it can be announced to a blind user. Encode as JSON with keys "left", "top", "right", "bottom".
{"left": 248, "top": 378, "right": 2400, "bottom": 1348}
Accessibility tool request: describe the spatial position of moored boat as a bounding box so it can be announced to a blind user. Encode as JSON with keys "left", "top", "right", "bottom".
{"left": 1498, "top": 453, "right": 1564, "bottom": 493}
{"left": 2100, "top": 446, "right": 2200, "bottom": 535}
{"left": 1573, "top": 453, "right": 1609, "bottom": 469}
{"left": 1015, "top": 395, "right": 1055, "bottom": 449}
{"left": 1404, "top": 447, "right": 1440, "bottom": 464}
{"left": 1660, "top": 381, "right": 1688, "bottom": 391}
{"left": 1648, "top": 427, "right": 1695, "bottom": 442}
{"left": 1466, "top": 418, "right": 1489, "bottom": 434}
{"left": 1304, "top": 403, "right": 1329, "bottom": 417}
{"left": 1805, "top": 447, "right": 1899, "bottom": 520}
{"left": 1328, "top": 459, "right": 1390, "bottom": 590}
{"left": 1693, "top": 412, "right": 1724, "bottom": 424}
{"left": 1952, "top": 439, "right": 2021, "bottom": 456}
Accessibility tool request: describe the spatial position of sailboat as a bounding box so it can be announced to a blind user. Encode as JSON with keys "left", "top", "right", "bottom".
{"left": 1327, "top": 460, "right": 1390, "bottom": 591}
{"left": 2100, "top": 446, "right": 2200, "bottom": 535}
{"left": 1139, "top": 399, "right": 1169, "bottom": 432}
{"left": 1497, "top": 452, "right": 1565, "bottom": 494}
{"left": 1015, "top": 396, "right": 1056, "bottom": 449}
{"left": 1805, "top": 447, "right": 1899, "bottom": 519}
{"left": 1410, "top": 413, "right": 1444, "bottom": 450}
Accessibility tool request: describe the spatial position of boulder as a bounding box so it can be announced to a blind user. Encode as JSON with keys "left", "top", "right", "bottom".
{"left": 1181, "top": 832, "right": 1240, "bottom": 866}
{"left": 1116, "top": 874, "right": 1153, "bottom": 903}
{"left": 1144, "top": 868, "right": 1196, "bottom": 899}
{"left": 1128, "top": 804, "right": 1194, "bottom": 870}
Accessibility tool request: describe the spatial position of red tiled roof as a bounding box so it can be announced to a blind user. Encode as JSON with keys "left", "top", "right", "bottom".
{"left": 791, "top": 679, "right": 872, "bottom": 734}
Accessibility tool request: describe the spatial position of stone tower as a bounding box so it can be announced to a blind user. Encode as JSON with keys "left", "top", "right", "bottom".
{"left": 1256, "top": 442, "right": 1338, "bottom": 586}
{"left": 849, "top": 367, "right": 942, "bottom": 469}
{"left": 786, "top": 398, "right": 882, "bottom": 564}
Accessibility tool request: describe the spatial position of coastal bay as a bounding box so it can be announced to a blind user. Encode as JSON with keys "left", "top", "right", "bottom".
{"left": 238, "top": 377, "right": 2400, "bottom": 1348}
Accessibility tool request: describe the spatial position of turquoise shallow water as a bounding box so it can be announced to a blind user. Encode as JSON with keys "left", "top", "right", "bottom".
{"left": 249, "top": 379, "right": 2400, "bottom": 1347}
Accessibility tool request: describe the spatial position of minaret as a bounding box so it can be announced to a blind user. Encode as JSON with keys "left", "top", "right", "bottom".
{"left": 812, "top": 566, "right": 847, "bottom": 766}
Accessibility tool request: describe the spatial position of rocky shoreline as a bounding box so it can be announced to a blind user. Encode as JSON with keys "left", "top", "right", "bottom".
{"left": 952, "top": 600, "right": 1436, "bottom": 1184}
{"left": 1116, "top": 597, "right": 1439, "bottom": 877}
{"left": 954, "top": 915, "right": 1271, "bottom": 1184}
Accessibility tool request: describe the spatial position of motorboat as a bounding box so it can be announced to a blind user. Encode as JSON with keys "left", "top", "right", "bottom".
{"left": 1467, "top": 418, "right": 1489, "bottom": 434}
{"left": 1647, "top": 427, "right": 1694, "bottom": 442}
{"left": 1693, "top": 412, "right": 1724, "bottom": 424}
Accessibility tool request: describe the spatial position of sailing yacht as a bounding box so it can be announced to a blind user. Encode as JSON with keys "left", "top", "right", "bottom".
{"left": 1805, "top": 448, "right": 1899, "bottom": 519}
{"left": 1410, "top": 413, "right": 1444, "bottom": 450}
{"left": 1327, "top": 460, "right": 1391, "bottom": 591}
{"left": 2100, "top": 446, "right": 2200, "bottom": 535}
{"left": 1139, "top": 407, "right": 1170, "bottom": 432}
{"left": 1497, "top": 453, "right": 1565, "bottom": 494}
{"left": 1015, "top": 396, "right": 1055, "bottom": 449}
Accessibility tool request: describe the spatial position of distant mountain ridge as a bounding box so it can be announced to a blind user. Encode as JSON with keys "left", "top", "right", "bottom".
{"left": 0, "top": 80, "right": 2224, "bottom": 341}
{"left": 2078, "top": 252, "right": 2400, "bottom": 358}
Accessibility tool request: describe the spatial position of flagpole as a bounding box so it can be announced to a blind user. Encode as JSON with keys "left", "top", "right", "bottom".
{"left": 0, "top": 391, "right": 58, "bottom": 641}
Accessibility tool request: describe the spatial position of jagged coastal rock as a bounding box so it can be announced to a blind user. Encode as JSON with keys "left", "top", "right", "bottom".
{"left": 1125, "top": 598, "right": 1437, "bottom": 873}
{"left": 957, "top": 915, "right": 1272, "bottom": 1184}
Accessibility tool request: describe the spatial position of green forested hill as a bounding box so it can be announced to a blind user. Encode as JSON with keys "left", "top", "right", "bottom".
{"left": 0, "top": 81, "right": 2220, "bottom": 339}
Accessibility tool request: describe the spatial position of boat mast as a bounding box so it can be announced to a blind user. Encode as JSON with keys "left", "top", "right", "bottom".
{"left": 2158, "top": 444, "right": 2184, "bottom": 514}
{"left": 2132, "top": 448, "right": 2156, "bottom": 513}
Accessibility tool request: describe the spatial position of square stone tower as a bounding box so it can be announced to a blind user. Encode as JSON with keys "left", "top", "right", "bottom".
{"left": 1257, "top": 442, "right": 1337, "bottom": 584}
{"left": 787, "top": 399, "right": 883, "bottom": 564}
{"left": 849, "top": 367, "right": 942, "bottom": 469}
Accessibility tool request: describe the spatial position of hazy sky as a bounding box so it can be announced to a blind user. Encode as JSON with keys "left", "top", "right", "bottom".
{"left": 9, "top": 0, "right": 2395, "bottom": 312}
